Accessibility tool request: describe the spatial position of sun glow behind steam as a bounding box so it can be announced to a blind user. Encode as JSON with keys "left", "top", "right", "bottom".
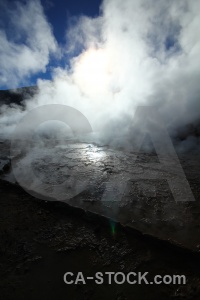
{"left": 72, "top": 48, "right": 113, "bottom": 96}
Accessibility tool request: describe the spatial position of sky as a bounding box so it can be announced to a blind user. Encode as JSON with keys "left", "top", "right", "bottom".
{"left": 41, "top": 0, "right": 102, "bottom": 42}
{"left": 0, "top": 0, "right": 200, "bottom": 150}
{"left": 0, "top": 0, "right": 102, "bottom": 88}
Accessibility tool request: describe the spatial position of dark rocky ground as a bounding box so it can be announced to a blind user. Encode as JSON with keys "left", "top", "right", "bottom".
{"left": 0, "top": 139, "right": 200, "bottom": 300}
{"left": 3, "top": 139, "right": 200, "bottom": 251}
{"left": 0, "top": 87, "right": 200, "bottom": 299}
{"left": 1, "top": 178, "right": 200, "bottom": 300}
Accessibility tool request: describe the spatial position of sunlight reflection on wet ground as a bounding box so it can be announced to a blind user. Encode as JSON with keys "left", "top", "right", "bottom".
{"left": 1, "top": 139, "right": 200, "bottom": 251}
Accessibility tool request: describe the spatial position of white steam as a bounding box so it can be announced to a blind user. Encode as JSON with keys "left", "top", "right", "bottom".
{"left": 0, "top": 0, "right": 200, "bottom": 146}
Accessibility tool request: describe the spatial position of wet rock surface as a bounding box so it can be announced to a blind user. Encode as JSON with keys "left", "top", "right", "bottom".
{"left": 3, "top": 139, "right": 200, "bottom": 251}
{"left": 0, "top": 139, "right": 200, "bottom": 299}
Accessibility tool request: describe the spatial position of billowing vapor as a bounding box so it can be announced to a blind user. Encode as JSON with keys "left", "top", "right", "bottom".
{"left": 0, "top": 0, "right": 200, "bottom": 150}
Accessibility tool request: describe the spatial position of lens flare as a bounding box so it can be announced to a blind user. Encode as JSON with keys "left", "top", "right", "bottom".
{"left": 110, "top": 220, "right": 116, "bottom": 236}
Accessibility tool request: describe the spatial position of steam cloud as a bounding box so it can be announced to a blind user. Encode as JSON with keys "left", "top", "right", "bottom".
{"left": 0, "top": 0, "right": 200, "bottom": 151}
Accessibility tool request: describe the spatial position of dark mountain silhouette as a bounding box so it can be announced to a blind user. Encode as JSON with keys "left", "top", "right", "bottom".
{"left": 0, "top": 86, "right": 38, "bottom": 106}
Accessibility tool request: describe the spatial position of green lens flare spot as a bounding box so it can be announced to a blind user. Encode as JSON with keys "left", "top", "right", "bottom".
{"left": 110, "top": 220, "right": 116, "bottom": 235}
